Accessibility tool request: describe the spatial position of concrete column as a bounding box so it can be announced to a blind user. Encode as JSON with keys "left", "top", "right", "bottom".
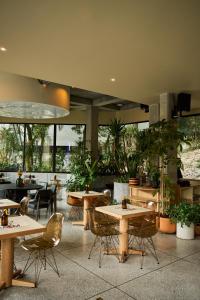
{"left": 159, "top": 93, "right": 177, "bottom": 183}
{"left": 149, "top": 103, "right": 160, "bottom": 125}
{"left": 160, "top": 92, "right": 175, "bottom": 121}
{"left": 86, "top": 106, "right": 99, "bottom": 161}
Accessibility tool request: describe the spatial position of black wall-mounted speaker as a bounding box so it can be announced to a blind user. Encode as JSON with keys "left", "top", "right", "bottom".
{"left": 177, "top": 93, "right": 191, "bottom": 112}
{"left": 140, "top": 104, "right": 149, "bottom": 113}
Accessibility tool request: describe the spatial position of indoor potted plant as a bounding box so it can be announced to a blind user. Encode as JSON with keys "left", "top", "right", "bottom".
{"left": 66, "top": 146, "right": 98, "bottom": 192}
{"left": 167, "top": 201, "right": 196, "bottom": 239}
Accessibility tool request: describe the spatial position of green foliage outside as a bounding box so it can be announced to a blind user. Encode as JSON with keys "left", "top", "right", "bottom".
{"left": 98, "top": 120, "right": 141, "bottom": 181}
{"left": 0, "top": 124, "right": 24, "bottom": 171}
{"left": 25, "top": 124, "right": 53, "bottom": 172}
{"left": 0, "top": 123, "right": 85, "bottom": 173}
{"left": 178, "top": 116, "right": 200, "bottom": 150}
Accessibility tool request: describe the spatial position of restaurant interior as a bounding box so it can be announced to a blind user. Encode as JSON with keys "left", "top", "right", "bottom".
{"left": 0, "top": 1, "right": 200, "bottom": 299}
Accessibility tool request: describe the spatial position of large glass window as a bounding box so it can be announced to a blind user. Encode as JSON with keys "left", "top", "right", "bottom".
{"left": 0, "top": 124, "right": 24, "bottom": 171}
{"left": 56, "top": 125, "right": 85, "bottom": 172}
{"left": 25, "top": 124, "right": 54, "bottom": 172}
{"left": 178, "top": 115, "right": 200, "bottom": 178}
{"left": 98, "top": 121, "right": 149, "bottom": 175}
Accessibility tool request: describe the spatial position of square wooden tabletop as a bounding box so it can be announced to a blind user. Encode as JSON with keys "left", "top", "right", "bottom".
{"left": 0, "top": 199, "right": 20, "bottom": 209}
{"left": 95, "top": 204, "right": 153, "bottom": 220}
{"left": 0, "top": 215, "right": 46, "bottom": 239}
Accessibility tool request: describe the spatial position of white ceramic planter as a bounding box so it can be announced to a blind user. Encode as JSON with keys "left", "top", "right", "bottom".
{"left": 176, "top": 222, "right": 194, "bottom": 240}
{"left": 113, "top": 182, "right": 129, "bottom": 203}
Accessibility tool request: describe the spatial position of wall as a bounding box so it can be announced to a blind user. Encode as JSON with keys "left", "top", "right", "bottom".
{"left": 116, "top": 108, "right": 149, "bottom": 124}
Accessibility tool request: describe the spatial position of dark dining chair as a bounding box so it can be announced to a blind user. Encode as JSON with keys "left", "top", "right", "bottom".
{"left": 28, "top": 189, "right": 53, "bottom": 220}
{"left": 48, "top": 184, "right": 57, "bottom": 213}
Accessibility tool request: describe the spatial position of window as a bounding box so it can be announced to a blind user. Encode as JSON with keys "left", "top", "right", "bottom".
{"left": 56, "top": 125, "right": 85, "bottom": 172}
{"left": 25, "top": 124, "right": 54, "bottom": 172}
{"left": 178, "top": 115, "right": 200, "bottom": 178}
{"left": 98, "top": 121, "right": 149, "bottom": 175}
{"left": 0, "top": 124, "right": 24, "bottom": 171}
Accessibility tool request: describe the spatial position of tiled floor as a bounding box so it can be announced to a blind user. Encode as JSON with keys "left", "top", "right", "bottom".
{"left": 1, "top": 199, "right": 200, "bottom": 300}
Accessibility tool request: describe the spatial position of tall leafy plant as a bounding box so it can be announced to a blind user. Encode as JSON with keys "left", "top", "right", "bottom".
{"left": 66, "top": 146, "right": 98, "bottom": 191}
{"left": 141, "top": 119, "right": 188, "bottom": 214}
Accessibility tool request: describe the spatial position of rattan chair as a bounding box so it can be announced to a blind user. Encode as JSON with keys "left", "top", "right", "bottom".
{"left": 67, "top": 195, "right": 83, "bottom": 220}
{"left": 90, "top": 190, "right": 118, "bottom": 227}
{"left": 128, "top": 211, "right": 159, "bottom": 269}
{"left": 21, "top": 213, "right": 64, "bottom": 285}
{"left": 87, "top": 207, "right": 120, "bottom": 268}
{"left": 128, "top": 201, "right": 156, "bottom": 228}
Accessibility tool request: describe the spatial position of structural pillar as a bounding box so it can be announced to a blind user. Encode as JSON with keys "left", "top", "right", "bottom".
{"left": 86, "top": 106, "right": 99, "bottom": 161}
{"left": 149, "top": 103, "right": 160, "bottom": 125}
{"left": 159, "top": 92, "right": 177, "bottom": 183}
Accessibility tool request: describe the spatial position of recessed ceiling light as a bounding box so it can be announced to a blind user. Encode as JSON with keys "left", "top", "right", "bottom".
{"left": 0, "top": 47, "right": 7, "bottom": 52}
{"left": 110, "top": 78, "right": 116, "bottom": 82}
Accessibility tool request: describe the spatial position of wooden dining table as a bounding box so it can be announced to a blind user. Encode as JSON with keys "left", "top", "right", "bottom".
{"left": 0, "top": 199, "right": 20, "bottom": 210}
{"left": 96, "top": 204, "right": 153, "bottom": 262}
{"left": 0, "top": 215, "right": 46, "bottom": 289}
{"left": 67, "top": 191, "right": 104, "bottom": 230}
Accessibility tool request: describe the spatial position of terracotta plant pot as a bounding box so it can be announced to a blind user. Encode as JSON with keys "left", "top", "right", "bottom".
{"left": 129, "top": 178, "right": 139, "bottom": 186}
{"left": 159, "top": 216, "right": 176, "bottom": 234}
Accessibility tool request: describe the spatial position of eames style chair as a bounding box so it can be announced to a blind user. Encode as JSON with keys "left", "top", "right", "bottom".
{"left": 87, "top": 207, "right": 120, "bottom": 268}
{"left": 16, "top": 196, "right": 30, "bottom": 215}
{"left": 21, "top": 213, "right": 64, "bottom": 286}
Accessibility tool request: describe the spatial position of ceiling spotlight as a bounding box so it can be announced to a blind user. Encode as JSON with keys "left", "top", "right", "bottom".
{"left": 0, "top": 47, "right": 7, "bottom": 52}
{"left": 110, "top": 78, "right": 116, "bottom": 82}
{"left": 38, "top": 79, "right": 50, "bottom": 88}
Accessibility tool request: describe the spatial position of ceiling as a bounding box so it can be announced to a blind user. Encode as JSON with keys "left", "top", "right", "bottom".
{"left": 69, "top": 87, "right": 140, "bottom": 111}
{"left": 0, "top": 0, "right": 200, "bottom": 110}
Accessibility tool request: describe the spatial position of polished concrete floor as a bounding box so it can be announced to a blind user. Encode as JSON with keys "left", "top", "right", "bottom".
{"left": 1, "top": 199, "right": 200, "bottom": 300}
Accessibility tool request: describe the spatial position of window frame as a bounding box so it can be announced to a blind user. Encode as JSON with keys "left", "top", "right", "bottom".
{"left": 0, "top": 122, "right": 86, "bottom": 174}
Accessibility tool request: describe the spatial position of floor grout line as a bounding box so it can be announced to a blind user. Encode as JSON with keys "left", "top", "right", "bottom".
{"left": 56, "top": 249, "right": 115, "bottom": 288}
{"left": 156, "top": 247, "right": 200, "bottom": 260}
{"left": 117, "top": 257, "right": 183, "bottom": 288}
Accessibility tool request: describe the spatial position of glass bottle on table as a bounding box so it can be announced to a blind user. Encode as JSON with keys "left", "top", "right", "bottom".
{"left": 121, "top": 196, "right": 127, "bottom": 209}
{"left": 1, "top": 209, "right": 8, "bottom": 226}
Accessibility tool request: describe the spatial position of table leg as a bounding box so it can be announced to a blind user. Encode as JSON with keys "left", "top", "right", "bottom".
{"left": 54, "top": 194, "right": 57, "bottom": 213}
{"left": 119, "top": 219, "right": 128, "bottom": 262}
{"left": 0, "top": 239, "right": 37, "bottom": 289}
{"left": 1, "top": 239, "right": 14, "bottom": 287}
{"left": 83, "top": 198, "right": 89, "bottom": 230}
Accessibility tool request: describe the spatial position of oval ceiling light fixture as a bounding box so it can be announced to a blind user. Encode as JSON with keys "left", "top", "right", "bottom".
{"left": 110, "top": 78, "right": 116, "bottom": 82}
{"left": 0, "top": 71, "right": 70, "bottom": 119}
{"left": 0, "top": 46, "right": 7, "bottom": 52}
